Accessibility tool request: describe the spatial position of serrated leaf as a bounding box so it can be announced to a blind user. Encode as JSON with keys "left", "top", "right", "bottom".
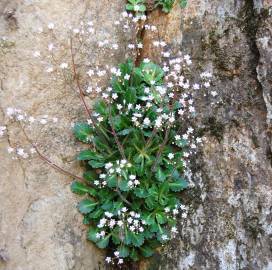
{"left": 96, "top": 234, "right": 110, "bottom": 249}
{"left": 134, "top": 188, "right": 149, "bottom": 198}
{"left": 130, "top": 248, "right": 140, "bottom": 261}
{"left": 156, "top": 212, "right": 167, "bottom": 224}
{"left": 117, "top": 128, "right": 134, "bottom": 136}
{"left": 88, "top": 208, "right": 104, "bottom": 219}
{"left": 140, "top": 244, "right": 154, "bottom": 257}
{"left": 77, "top": 150, "right": 104, "bottom": 161}
{"left": 87, "top": 227, "right": 99, "bottom": 242}
{"left": 83, "top": 171, "right": 97, "bottom": 181}
{"left": 107, "top": 175, "right": 117, "bottom": 188}
{"left": 119, "top": 179, "right": 130, "bottom": 191}
{"left": 71, "top": 181, "right": 93, "bottom": 195}
{"left": 180, "top": 0, "right": 188, "bottom": 8}
{"left": 130, "top": 232, "right": 144, "bottom": 247}
{"left": 155, "top": 167, "right": 166, "bottom": 182}
{"left": 78, "top": 199, "right": 98, "bottom": 214}
{"left": 124, "top": 87, "right": 137, "bottom": 104}
{"left": 73, "top": 123, "right": 93, "bottom": 143}
{"left": 88, "top": 159, "right": 105, "bottom": 168}
{"left": 118, "top": 245, "right": 130, "bottom": 258}
{"left": 169, "top": 178, "right": 188, "bottom": 191}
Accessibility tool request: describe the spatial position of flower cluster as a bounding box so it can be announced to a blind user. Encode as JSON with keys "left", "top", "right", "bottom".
{"left": 0, "top": 2, "right": 218, "bottom": 266}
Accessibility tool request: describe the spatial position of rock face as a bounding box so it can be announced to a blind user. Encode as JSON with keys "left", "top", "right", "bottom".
{"left": 0, "top": 1, "right": 271, "bottom": 270}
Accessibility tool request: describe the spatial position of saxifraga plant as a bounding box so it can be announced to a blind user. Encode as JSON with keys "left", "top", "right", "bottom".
{"left": 126, "top": 0, "right": 188, "bottom": 13}
{"left": 1, "top": 3, "right": 216, "bottom": 268}
{"left": 71, "top": 59, "right": 190, "bottom": 265}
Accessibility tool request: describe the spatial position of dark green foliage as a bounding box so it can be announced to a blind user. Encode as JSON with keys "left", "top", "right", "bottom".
{"left": 71, "top": 59, "right": 189, "bottom": 263}
{"left": 126, "top": 0, "right": 188, "bottom": 13}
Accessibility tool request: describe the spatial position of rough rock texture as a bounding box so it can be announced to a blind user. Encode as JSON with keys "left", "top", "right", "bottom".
{"left": 141, "top": 0, "right": 272, "bottom": 269}
{"left": 0, "top": 0, "right": 272, "bottom": 270}
{"left": 0, "top": 1, "right": 127, "bottom": 269}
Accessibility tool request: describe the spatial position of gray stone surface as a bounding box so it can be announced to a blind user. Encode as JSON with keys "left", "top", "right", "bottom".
{"left": 141, "top": 0, "right": 272, "bottom": 269}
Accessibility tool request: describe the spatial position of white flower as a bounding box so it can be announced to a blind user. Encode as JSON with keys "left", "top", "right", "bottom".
{"left": 178, "top": 109, "right": 184, "bottom": 115}
{"left": 33, "top": 51, "right": 40, "bottom": 57}
{"left": 168, "top": 153, "right": 174, "bottom": 159}
{"left": 60, "top": 63, "right": 68, "bottom": 69}
{"left": 124, "top": 74, "right": 130, "bottom": 80}
{"left": 6, "top": 107, "right": 15, "bottom": 117}
{"left": 193, "top": 83, "right": 200, "bottom": 90}
{"left": 211, "top": 91, "right": 218, "bottom": 96}
{"left": 105, "top": 162, "right": 113, "bottom": 170}
{"left": 48, "top": 43, "right": 54, "bottom": 51}
{"left": 129, "top": 175, "right": 136, "bottom": 180}
{"left": 94, "top": 180, "right": 99, "bottom": 185}
{"left": 112, "top": 93, "right": 118, "bottom": 100}
{"left": 175, "top": 135, "right": 181, "bottom": 140}
{"left": 121, "top": 207, "right": 127, "bottom": 213}
{"left": 105, "top": 212, "right": 113, "bottom": 218}
{"left": 114, "top": 251, "right": 120, "bottom": 257}
{"left": 7, "top": 147, "right": 14, "bottom": 153}
{"left": 127, "top": 217, "right": 133, "bottom": 224}
{"left": 118, "top": 258, "right": 124, "bottom": 264}
{"left": 40, "top": 119, "right": 47, "bottom": 125}
{"left": 46, "top": 67, "right": 54, "bottom": 73}
{"left": 129, "top": 225, "right": 135, "bottom": 231}
{"left": 196, "top": 137, "right": 202, "bottom": 143}
{"left": 97, "top": 116, "right": 103, "bottom": 122}
{"left": 164, "top": 207, "right": 170, "bottom": 213}
{"left": 161, "top": 234, "right": 168, "bottom": 240}
{"left": 117, "top": 104, "right": 123, "bottom": 110}
{"left": 173, "top": 209, "right": 179, "bottom": 215}
{"left": 105, "top": 257, "right": 111, "bottom": 263}
{"left": 143, "top": 58, "right": 150, "bottom": 63}
{"left": 117, "top": 220, "right": 123, "bottom": 227}
{"left": 47, "top": 23, "right": 55, "bottom": 29}
{"left": 204, "top": 82, "right": 210, "bottom": 88}
{"left": 87, "top": 69, "right": 94, "bottom": 77}
{"left": 155, "top": 117, "right": 162, "bottom": 128}
{"left": 171, "top": 227, "right": 178, "bottom": 233}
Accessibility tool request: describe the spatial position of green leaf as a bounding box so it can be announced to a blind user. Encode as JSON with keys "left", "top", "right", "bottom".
{"left": 83, "top": 171, "right": 97, "bottom": 181}
{"left": 118, "top": 245, "right": 130, "bottom": 258}
{"left": 111, "top": 115, "right": 129, "bottom": 131}
{"left": 78, "top": 199, "right": 98, "bottom": 214}
{"left": 73, "top": 123, "right": 93, "bottom": 143}
{"left": 155, "top": 167, "right": 166, "bottom": 182}
{"left": 88, "top": 208, "right": 104, "bottom": 219}
{"left": 96, "top": 234, "right": 110, "bottom": 249}
{"left": 88, "top": 159, "right": 105, "bottom": 168}
{"left": 169, "top": 178, "right": 188, "bottom": 191}
{"left": 130, "top": 248, "right": 140, "bottom": 261}
{"left": 140, "top": 244, "right": 154, "bottom": 257}
{"left": 71, "top": 181, "right": 93, "bottom": 195}
{"left": 87, "top": 226, "right": 99, "bottom": 242}
{"left": 130, "top": 232, "right": 144, "bottom": 247}
{"left": 156, "top": 212, "right": 167, "bottom": 224}
{"left": 140, "top": 62, "right": 164, "bottom": 85}
{"left": 124, "top": 87, "right": 137, "bottom": 104}
{"left": 180, "top": 0, "right": 188, "bottom": 8}
{"left": 77, "top": 150, "right": 104, "bottom": 161}
{"left": 119, "top": 179, "right": 129, "bottom": 191}
{"left": 94, "top": 100, "right": 107, "bottom": 116}
{"left": 117, "top": 128, "right": 134, "bottom": 136}
{"left": 107, "top": 175, "right": 117, "bottom": 188}
{"left": 134, "top": 188, "right": 149, "bottom": 198}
